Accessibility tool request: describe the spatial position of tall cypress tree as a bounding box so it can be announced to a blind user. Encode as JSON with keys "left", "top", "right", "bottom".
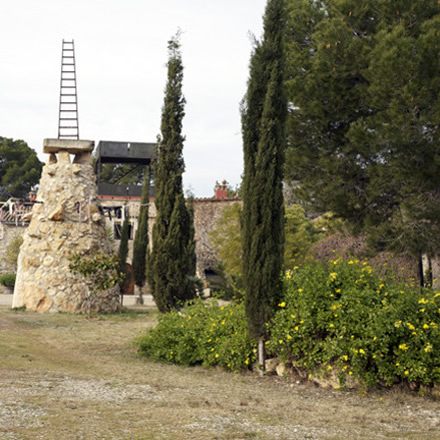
{"left": 132, "top": 165, "right": 150, "bottom": 304}
{"left": 148, "top": 34, "right": 196, "bottom": 313}
{"left": 241, "top": 0, "right": 287, "bottom": 372}
{"left": 117, "top": 206, "right": 130, "bottom": 303}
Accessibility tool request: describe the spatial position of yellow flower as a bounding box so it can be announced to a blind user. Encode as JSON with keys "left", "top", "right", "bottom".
{"left": 424, "top": 343, "right": 433, "bottom": 353}
{"left": 287, "top": 334, "right": 292, "bottom": 340}
{"left": 245, "top": 358, "right": 249, "bottom": 365}
{"left": 343, "top": 355, "right": 348, "bottom": 361}
{"left": 406, "top": 322, "right": 415, "bottom": 330}
{"left": 278, "top": 301, "right": 286, "bottom": 308}
{"left": 418, "top": 298, "right": 429, "bottom": 304}
{"left": 399, "top": 344, "right": 409, "bottom": 351}
{"left": 423, "top": 323, "right": 430, "bottom": 329}
{"left": 349, "top": 371, "right": 353, "bottom": 375}
{"left": 404, "top": 370, "right": 409, "bottom": 376}
{"left": 329, "top": 323, "right": 334, "bottom": 328}
{"left": 419, "top": 308, "right": 425, "bottom": 313}
{"left": 279, "top": 339, "right": 284, "bottom": 344}
{"left": 348, "top": 260, "right": 354, "bottom": 265}
{"left": 359, "top": 349, "right": 366, "bottom": 355}
{"left": 329, "top": 272, "right": 338, "bottom": 280}
{"left": 327, "top": 365, "right": 332, "bottom": 370}
{"left": 297, "top": 288, "right": 303, "bottom": 293}
{"left": 215, "top": 353, "right": 219, "bottom": 358}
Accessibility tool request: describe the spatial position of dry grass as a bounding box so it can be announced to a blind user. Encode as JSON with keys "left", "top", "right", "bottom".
{"left": 0, "top": 305, "right": 439, "bottom": 440}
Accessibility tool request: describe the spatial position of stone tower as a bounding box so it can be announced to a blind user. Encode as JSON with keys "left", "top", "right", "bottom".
{"left": 12, "top": 139, "right": 121, "bottom": 313}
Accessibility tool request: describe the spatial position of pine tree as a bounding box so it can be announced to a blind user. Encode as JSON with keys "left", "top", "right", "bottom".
{"left": 148, "top": 34, "right": 196, "bottom": 312}
{"left": 284, "top": 0, "right": 440, "bottom": 277}
{"left": 132, "top": 165, "right": 150, "bottom": 304}
{"left": 241, "top": 0, "right": 287, "bottom": 373}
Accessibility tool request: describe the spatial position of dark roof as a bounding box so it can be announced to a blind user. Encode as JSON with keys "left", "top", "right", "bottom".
{"left": 96, "top": 141, "right": 156, "bottom": 165}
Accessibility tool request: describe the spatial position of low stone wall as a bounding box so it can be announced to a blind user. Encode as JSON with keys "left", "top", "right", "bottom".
{"left": 0, "top": 223, "right": 27, "bottom": 276}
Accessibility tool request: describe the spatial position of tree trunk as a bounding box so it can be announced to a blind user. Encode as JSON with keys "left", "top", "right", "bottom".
{"left": 258, "top": 337, "right": 265, "bottom": 376}
{"left": 418, "top": 253, "right": 424, "bottom": 287}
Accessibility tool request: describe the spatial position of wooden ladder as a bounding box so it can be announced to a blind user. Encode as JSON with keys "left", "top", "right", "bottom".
{"left": 58, "top": 39, "right": 79, "bottom": 139}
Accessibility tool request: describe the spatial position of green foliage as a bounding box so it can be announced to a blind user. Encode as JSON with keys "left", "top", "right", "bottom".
{"left": 284, "top": 205, "right": 322, "bottom": 268}
{"left": 241, "top": 0, "right": 287, "bottom": 341}
{"left": 69, "top": 252, "right": 123, "bottom": 316}
{"left": 148, "top": 33, "right": 196, "bottom": 312}
{"left": 0, "top": 273, "right": 16, "bottom": 287}
{"left": 117, "top": 208, "right": 131, "bottom": 290}
{"left": 99, "top": 163, "right": 144, "bottom": 185}
{"left": 137, "top": 299, "right": 256, "bottom": 372}
{"left": 268, "top": 259, "right": 440, "bottom": 387}
{"left": 132, "top": 166, "right": 150, "bottom": 288}
{"left": 210, "top": 203, "right": 329, "bottom": 296}
{"left": 209, "top": 202, "right": 243, "bottom": 295}
{"left": 0, "top": 137, "right": 43, "bottom": 200}
{"left": 3, "top": 234, "right": 23, "bottom": 270}
{"left": 284, "top": 0, "right": 440, "bottom": 257}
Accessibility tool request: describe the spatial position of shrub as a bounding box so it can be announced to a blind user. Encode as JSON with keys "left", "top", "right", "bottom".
{"left": 137, "top": 299, "right": 256, "bottom": 372}
{"left": 268, "top": 259, "right": 440, "bottom": 387}
{"left": 0, "top": 273, "right": 16, "bottom": 287}
{"left": 68, "top": 252, "right": 124, "bottom": 317}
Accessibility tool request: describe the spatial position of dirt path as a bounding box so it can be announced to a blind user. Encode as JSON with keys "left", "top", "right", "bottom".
{"left": 0, "top": 305, "right": 439, "bottom": 440}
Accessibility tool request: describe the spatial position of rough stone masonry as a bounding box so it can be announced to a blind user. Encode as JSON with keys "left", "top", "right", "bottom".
{"left": 12, "top": 139, "right": 121, "bottom": 313}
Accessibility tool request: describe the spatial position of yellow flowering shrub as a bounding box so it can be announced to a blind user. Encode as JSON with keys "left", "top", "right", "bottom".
{"left": 268, "top": 259, "right": 440, "bottom": 387}
{"left": 136, "top": 299, "right": 256, "bottom": 372}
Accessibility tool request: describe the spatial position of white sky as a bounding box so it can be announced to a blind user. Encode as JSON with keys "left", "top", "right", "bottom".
{"left": 0, "top": 0, "right": 268, "bottom": 197}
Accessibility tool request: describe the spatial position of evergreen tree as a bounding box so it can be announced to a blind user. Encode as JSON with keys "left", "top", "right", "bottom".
{"left": 117, "top": 207, "right": 130, "bottom": 298}
{"left": 285, "top": 0, "right": 440, "bottom": 270}
{"left": 0, "top": 137, "right": 43, "bottom": 200}
{"left": 241, "top": 0, "right": 287, "bottom": 372}
{"left": 132, "top": 165, "right": 150, "bottom": 303}
{"left": 148, "top": 34, "right": 196, "bottom": 312}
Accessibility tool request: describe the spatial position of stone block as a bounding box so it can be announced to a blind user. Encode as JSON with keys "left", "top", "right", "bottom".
{"left": 43, "top": 139, "right": 94, "bottom": 154}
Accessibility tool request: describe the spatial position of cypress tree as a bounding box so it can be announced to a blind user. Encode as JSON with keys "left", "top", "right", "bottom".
{"left": 241, "top": 0, "right": 287, "bottom": 372}
{"left": 117, "top": 206, "right": 130, "bottom": 302}
{"left": 132, "top": 165, "right": 150, "bottom": 304}
{"left": 148, "top": 34, "right": 196, "bottom": 312}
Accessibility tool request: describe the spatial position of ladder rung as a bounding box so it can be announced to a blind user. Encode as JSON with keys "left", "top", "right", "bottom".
{"left": 61, "top": 94, "right": 76, "bottom": 96}
{"left": 60, "top": 118, "right": 78, "bottom": 121}
{"left": 61, "top": 86, "right": 77, "bottom": 88}
{"left": 60, "top": 110, "right": 77, "bottom": 112}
